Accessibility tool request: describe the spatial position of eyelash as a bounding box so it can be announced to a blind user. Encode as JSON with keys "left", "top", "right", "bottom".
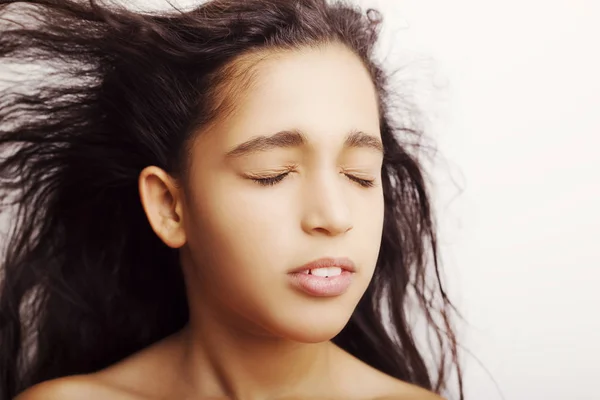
{"left": 252, "top": 174, "right": 289, "bottom": 187}
{"left": 251, "top": 173, "right": 375, "bottom": 188}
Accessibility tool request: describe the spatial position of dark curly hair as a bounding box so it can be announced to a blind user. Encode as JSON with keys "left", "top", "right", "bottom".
{"left": 0, "top": 0, "right": 463, "bottom": 399}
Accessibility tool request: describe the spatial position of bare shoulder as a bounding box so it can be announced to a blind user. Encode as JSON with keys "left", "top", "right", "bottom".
{"left": 368, "top": 374, "right": 446, "bottom": 400}
{"left": 15, "top": 332, "right": 185, "bottom": 400}
{"left": 376, "top": 379, "right": 447, "bottom": 400}
{"left": 330, "top": 344, "right": 445, "bottom": 400}
{"left": 14, "top": 375, "right": 136, "bottom": 400}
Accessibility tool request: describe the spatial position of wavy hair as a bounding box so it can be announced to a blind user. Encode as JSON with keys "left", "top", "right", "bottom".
{"left": 0, "top": 0, "right": 463, "bottom": 398}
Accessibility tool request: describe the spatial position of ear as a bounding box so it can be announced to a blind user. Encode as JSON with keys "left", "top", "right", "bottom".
{"left": 138, "top": 166, "right": 186, "bottom": 249}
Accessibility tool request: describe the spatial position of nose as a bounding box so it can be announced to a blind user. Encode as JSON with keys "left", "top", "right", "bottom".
{"left": 300, "top": 172, "right": 353, "bottom": 237}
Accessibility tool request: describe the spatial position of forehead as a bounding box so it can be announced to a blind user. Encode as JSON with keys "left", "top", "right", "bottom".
{"left": 208, "top": 43, "right": 381, "bottom": 150}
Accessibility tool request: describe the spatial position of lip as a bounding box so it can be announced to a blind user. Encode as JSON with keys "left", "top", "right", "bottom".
{"left": 287, "top": 257, "right": 356, "bottom": 297}
{"left": 288, "top": 257, "right": 356, "bottom": 274}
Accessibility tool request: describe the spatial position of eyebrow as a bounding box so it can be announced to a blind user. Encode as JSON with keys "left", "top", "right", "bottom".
{"left": 225, "top": 128, "right": 383, "bottom": 158}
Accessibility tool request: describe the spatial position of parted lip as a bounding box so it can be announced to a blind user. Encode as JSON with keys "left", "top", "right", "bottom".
{"left": 288, "top": 257, "right": 356, "bottom": 274}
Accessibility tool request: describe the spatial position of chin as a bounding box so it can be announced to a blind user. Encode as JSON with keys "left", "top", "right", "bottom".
{"left": 269, "top": 303, "right": 356, "bottom": 343}
{"left": 283, "top": 325, "right": 345, "bottom": 344}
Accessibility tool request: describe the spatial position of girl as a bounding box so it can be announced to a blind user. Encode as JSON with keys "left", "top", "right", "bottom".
{"left": 0, "top": 0, "right": 463, "bottom": 398}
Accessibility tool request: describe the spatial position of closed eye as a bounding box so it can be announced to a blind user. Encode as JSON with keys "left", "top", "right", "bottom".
{"left": 248, "top": 172, "right": 376, "bottom": 188}
{"left": 250, "top": 172, "right": 290, "bottom": 186}
{"left": 345, "top": 174, "right": 375, "bottom": 188}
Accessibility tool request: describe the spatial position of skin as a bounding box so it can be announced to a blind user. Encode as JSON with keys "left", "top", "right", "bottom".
{"left": 16, "top": 43, "right": 444, "bottom": 400}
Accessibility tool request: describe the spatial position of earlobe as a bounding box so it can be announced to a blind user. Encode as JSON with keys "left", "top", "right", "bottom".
{"left": 138, "top": 166, "right": 187, "bottom": 249}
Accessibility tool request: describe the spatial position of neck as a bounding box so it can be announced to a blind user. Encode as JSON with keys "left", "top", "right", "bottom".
{"left": 177, "top": 307, "right": 338, "bottom": 400}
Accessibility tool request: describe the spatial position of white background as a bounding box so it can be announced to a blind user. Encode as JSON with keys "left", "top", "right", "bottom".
{"left": 3, "top": 1, "right": 599, "bottom": 399}
{"left": 360, "top": 1, "right": 599, "bottom": 399}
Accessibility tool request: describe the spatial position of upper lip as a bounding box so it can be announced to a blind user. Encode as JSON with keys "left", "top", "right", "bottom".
{"left": 288, "top": 257, "right": 356, "bottom": 274}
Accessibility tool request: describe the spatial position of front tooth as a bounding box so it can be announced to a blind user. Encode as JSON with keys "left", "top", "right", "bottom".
{"left": 310, "top": 267, "right": 342, "bottom": 277}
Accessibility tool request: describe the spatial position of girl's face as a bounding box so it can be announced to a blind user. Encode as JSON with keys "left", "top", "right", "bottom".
{"left": 181, "top": 43, "right": 384, "bottom": 342}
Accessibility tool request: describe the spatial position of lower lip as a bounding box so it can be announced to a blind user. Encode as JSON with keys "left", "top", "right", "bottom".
{"left": 287, "top": 271, "right": 354, "bottom": 297}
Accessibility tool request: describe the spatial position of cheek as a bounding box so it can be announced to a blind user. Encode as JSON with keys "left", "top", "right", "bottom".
{"left": 182, "top": 175, "right": 296, "bottom": 293}
{"left": 353, "top": 185, "right": 385, "bottom": 235}
{"left": 203, "top": 185, "right": 294, "bottom": 255}
{"left": 182, "top": 178, "right": 310, "bottom": 335}
{"left": 350, "top": 187, "right": 385, "bottom": 286}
